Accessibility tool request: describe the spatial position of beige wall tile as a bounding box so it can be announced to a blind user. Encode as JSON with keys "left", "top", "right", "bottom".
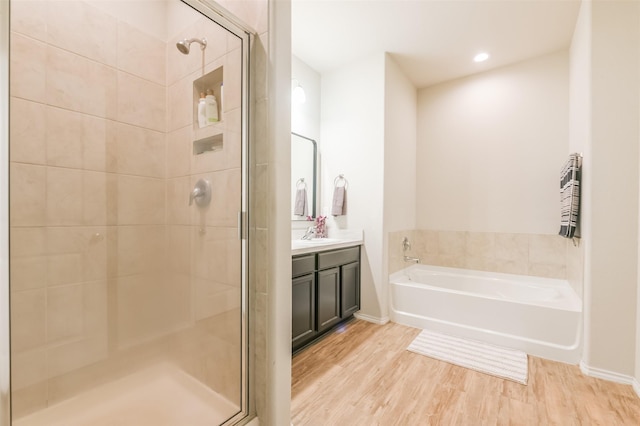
{"left": 10, "top": 32, "right": 47, "bottom": 103}
{"left": 117, "top": 21, "right": 166, "bottom": 85}
{"left": 10, "top": 381, "right": 47, "bottom": 419}
{"left": 117, "top": 225, "right": 166, "bottom": 276}
{"left": 10, "top": 163, "right": 46, "bottom": 226}
{"left": 528, "top": 234, "right": 567, "bottom": 279}
{"left": 46, "top": 227, "right": 108, "bottom": 284}
{"left": 116, "top": 123, "right": 166, "bottom": 178}
{"left": 254, "top": 229, "right": 267, "bottom": 294}
{"left": 47, "top": 253, "right": 83, "bottom": 287}
{"left": 46, "top": 167, "right": 83, "bottom": 226}
{"left": 167, "top": 31, "right": 204, "bottom": 86}
{"left": 167, "top": 225, "right": 191, "bottom": 275}
{"left": 47, "top": 1, "right": 117, "bottom": 66}
{"left": 253, "top": 164, "right": 268, "bottom": 229}
{"left": 117, "top": 176, "right": 165, "bottom": 225}
{"left": 83, "top": 171, "right": 107, "bottom": 226}
{"left": 167, "top": 177, "right": 191, "bottom": 225}
{"left": 12, "top": 348, "right": 47, "bottom": 390}
{"left": 413, "top": 229, "right": 438, "bottom": 256}
{"left": 46, "top": 106, "right": 84, "bottom": 169}
{"left": 47, "top": 46, "right": 117, "bottom": 118}
{"left": 10, "top": 0, "right": 47, "bottom": 41}
{"left": 191, "top": 226, "right": 228, "bottom": 282}
{"left": 47, "top": 334, "right": 108, "bottom": 379}
{"left": 11, "top": 255, "right": 47, "bottom": 292}
{"left": 83, "top": 281, "right": 108, "bottom": 335}
{"left": 11, "top": 289, "right": 46, "bottom": 353}
{"left": 117, "top": 72, "right": 166, "bottom": 132}
{"left": 47, "top": 284, "right": 84, "bottom": 343}
{"left": 167, "top": 73, "right": 193, "bottom": 132}
{"left": 197, "top": 17, "right": 229, "bottom": 64}
{"left": 167, "top": 126, "right": 191, "bottom": 178}
{"left": 10, "top": 98, "right": 46, "bottom": 165}
{"left": 222, "top": 47, "right": 242, "bottom": 112}
{"left": 83, "top": 115, "right": 114, "bottom": 172}
{"left": 10, "top": 227, "right": 46, "bottom": 257}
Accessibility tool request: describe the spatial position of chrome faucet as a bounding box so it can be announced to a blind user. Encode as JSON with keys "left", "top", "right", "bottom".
{"left": 402, "top": 237, "right": 420, "bottom": 264}
{"left": 403, "top": 255, "right": 420, "bottom": 264}
{"left": 301, "top": 226, "right": 316, "bottom": 240}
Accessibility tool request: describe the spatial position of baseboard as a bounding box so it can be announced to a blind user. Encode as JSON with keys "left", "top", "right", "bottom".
{"left": 633, "top": 378, "right": 640, "bottom": 399}
{"left": 353, "top": 312, "right": 389, "bottom": 325}
{"left": 579, "top": 361, "right": 635, "bottom": 385}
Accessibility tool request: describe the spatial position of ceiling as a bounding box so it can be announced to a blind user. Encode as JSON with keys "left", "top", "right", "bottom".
{"left": 292, "top": 0, "right": 581, "bottom": 88}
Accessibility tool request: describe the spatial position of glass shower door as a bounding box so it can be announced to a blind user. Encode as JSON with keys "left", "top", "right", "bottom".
{"left": 7, "top": 0, "right": 249, "bottom": 424}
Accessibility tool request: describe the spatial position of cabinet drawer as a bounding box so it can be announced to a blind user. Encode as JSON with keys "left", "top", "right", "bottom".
{"left": 292, "top": 254, "right": 316, "bottom": 277}
{"left": 317, "top": 246, "right": 360, "bottom": 270}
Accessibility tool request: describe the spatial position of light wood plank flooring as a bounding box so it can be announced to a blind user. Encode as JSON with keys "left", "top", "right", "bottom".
{"left": 291, "top": 320, "right": 640, "bottom": 425}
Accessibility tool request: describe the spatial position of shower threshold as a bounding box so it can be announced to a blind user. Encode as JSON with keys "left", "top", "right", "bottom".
{"left": 13, "top": 362, "right": 239, "bottom": 426}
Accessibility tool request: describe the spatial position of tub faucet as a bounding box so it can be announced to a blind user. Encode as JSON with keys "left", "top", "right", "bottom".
{"left": 403, "top": 255, "right": 420, "bottom": 264}
{"left": 301, "top": 226, "right": 316, "bottom": 240}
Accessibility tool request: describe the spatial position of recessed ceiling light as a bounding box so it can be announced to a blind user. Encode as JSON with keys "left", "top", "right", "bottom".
{"left": 474, "top": 52, "right": 490, "bottom": 63}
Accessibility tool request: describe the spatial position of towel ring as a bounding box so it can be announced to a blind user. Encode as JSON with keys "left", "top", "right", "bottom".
{"left": 334, "top": 174, "right": 348, "bottom": 189}
{"left": 296, "top": 178, "right": 307, "bottom": 189}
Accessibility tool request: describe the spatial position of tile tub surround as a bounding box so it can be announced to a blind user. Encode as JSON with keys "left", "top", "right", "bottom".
{"left": 389, "top": 230, "right": 581, "bottom": 280}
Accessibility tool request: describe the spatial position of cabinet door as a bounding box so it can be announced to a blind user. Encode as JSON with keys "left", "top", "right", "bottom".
{"left": 292, "top": 273, "right": 316, "bottom": 349}
{"left": 341, "top": 261, "right": 360, "bottom": 318}
{"left": 317, "top": 267, "right": 340, "bottom": 332}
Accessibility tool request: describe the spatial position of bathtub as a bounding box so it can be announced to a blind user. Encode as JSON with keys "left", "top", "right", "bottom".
{"left": 389, "top": 264, "right": 582, "bottom": 364}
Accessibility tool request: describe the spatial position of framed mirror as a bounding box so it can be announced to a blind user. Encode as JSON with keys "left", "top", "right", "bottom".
{"left": 291, "top": 132, "right": 317, "bottom": 221}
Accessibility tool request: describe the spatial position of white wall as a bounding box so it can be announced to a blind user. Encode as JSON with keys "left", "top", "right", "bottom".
{"left": 292, "top": 55, "right": 321, "bottom": 139}
{"left": 321, "top": 52, "right": 386, "bottom": 319}
{"left": 416, "top": 51, "right": 569, "bottom": 235}
{"left": 583, "top": 0, "right": 639, "bottom": 378}
{"left": 383, "top": 54, "right": 417, "bottom": 301}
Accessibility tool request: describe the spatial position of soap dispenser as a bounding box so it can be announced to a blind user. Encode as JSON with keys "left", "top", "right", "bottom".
{"left": 205, "top": 89, "right": 219, "bottom": 123}
{"left": 197, "top": 93, "right": 207, "bottom": 128}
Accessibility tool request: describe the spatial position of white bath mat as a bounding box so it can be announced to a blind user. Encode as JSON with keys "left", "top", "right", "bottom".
{"left": 407, "top": 329, "right": 528, "bottom": 385}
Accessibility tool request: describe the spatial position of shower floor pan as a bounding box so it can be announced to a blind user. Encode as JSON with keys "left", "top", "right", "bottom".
{"left": 13, "top": 363, "right": 239, "bottom": 426}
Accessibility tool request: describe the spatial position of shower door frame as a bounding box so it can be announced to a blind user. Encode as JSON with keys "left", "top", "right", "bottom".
{"left": 0, "top": 0, "right": 9, "bottom": 424}
{"left": 182, "top": 0, "right": 254, "bottom": 423}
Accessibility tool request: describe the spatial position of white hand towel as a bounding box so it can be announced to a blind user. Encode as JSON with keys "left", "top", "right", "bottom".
{"left": 294, "top": 188, "right": 308, "bottom": 216}
{"left": 331, "top": 186, "right": 346, "bottom": 216}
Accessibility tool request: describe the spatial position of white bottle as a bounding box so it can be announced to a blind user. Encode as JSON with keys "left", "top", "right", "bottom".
{"left": 197, "top": 93, "right": 207, "bottom": 128}
{"left": 205, "top": 89, "right": 219, "bottom": 124}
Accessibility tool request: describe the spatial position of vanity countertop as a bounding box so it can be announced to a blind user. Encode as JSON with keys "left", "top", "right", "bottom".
{"left": 291, "top": 237, "right": 364, "bottom": 256}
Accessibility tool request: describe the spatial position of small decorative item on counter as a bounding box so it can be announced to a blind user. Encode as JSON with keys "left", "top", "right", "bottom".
{"left": 314, "top": 215, "right": 327, "bottom": 238}
{"left": 197, "top": 93, "right": 207, "bottom": 128}
{"left": 205, "top": 89, "right": 219, "bottom": 123}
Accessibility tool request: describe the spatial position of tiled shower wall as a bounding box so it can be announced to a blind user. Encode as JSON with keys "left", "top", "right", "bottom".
{"left": 9, "top": 0, "right": 245, "bottom": 417}
{"left": 389, "top": 230, "right": 583, "bottom": 289}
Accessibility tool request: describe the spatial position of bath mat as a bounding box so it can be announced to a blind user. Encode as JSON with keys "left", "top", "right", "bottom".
{"left": 407, "top": 329, "right": 528, "bottom": 385}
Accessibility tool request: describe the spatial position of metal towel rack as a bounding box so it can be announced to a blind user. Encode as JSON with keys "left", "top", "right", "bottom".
{"left": 296, "top": 178, "right": 307, "bottom": 189}
{"left": 334, "top": 174, "right": 348, "bottom": 188}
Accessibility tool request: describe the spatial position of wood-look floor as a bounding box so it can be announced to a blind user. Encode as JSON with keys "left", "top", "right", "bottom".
{"left": 291, "top": 320, "right": 640, "bottom": 425}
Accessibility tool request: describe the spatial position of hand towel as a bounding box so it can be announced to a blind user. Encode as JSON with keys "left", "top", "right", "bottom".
{"left": 294, "top": 188, "right": 308, "bottom": 216}
{"left": 559, "top": 153, "right": 581, "bottom": 238}
{"left": 331, "top": 186, "right": 347, "bottom": 216}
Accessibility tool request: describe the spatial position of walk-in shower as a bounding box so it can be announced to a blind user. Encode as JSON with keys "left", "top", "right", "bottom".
{"left": 2, "top": 0, "right": 252, "bottom": 424}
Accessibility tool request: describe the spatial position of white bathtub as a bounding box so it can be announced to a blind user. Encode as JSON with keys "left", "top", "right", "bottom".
{"left": 390, "top": 264, "right": 582, "bottom": 364}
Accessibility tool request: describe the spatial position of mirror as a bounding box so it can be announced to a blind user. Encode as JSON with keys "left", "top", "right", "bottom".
{"left": 291, "top": 132, "right": 317, "bottom": 220}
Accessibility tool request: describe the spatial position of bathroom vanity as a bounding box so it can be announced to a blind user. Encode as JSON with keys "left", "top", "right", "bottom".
{"left": 291, "top": 241, "right": 362, "bottom": 352}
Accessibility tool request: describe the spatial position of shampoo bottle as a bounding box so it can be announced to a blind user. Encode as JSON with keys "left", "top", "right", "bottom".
{"left": 205, "top": 89, "right": 219, "bottom": 123}
{"left": 197, "top": 93, "right": 207, "bottom": 128}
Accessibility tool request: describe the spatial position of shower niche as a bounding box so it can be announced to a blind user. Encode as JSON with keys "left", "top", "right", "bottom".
{"left": 193, "top": 66, "right": 224, "bottom": 155}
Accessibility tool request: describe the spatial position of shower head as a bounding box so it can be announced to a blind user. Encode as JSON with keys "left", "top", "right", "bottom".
{"left": 176, "top": 38, "right": 207, "bottom": 54}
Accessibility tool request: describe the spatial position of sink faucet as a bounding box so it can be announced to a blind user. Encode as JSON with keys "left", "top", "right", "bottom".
{"left": 301, "top": 226, "right": 316, "bottom": 240}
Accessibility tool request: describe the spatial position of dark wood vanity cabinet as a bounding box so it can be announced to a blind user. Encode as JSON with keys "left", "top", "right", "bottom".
{"left": 292, "top": 246, "right": 361, "bottom": 352}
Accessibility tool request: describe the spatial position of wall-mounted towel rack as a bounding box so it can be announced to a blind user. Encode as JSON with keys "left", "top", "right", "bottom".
{"left": 296, "top": 178, "right": 307, "bottom": 189}
{"left": 334, "top": 174, "right": 348, "bottom": 189}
